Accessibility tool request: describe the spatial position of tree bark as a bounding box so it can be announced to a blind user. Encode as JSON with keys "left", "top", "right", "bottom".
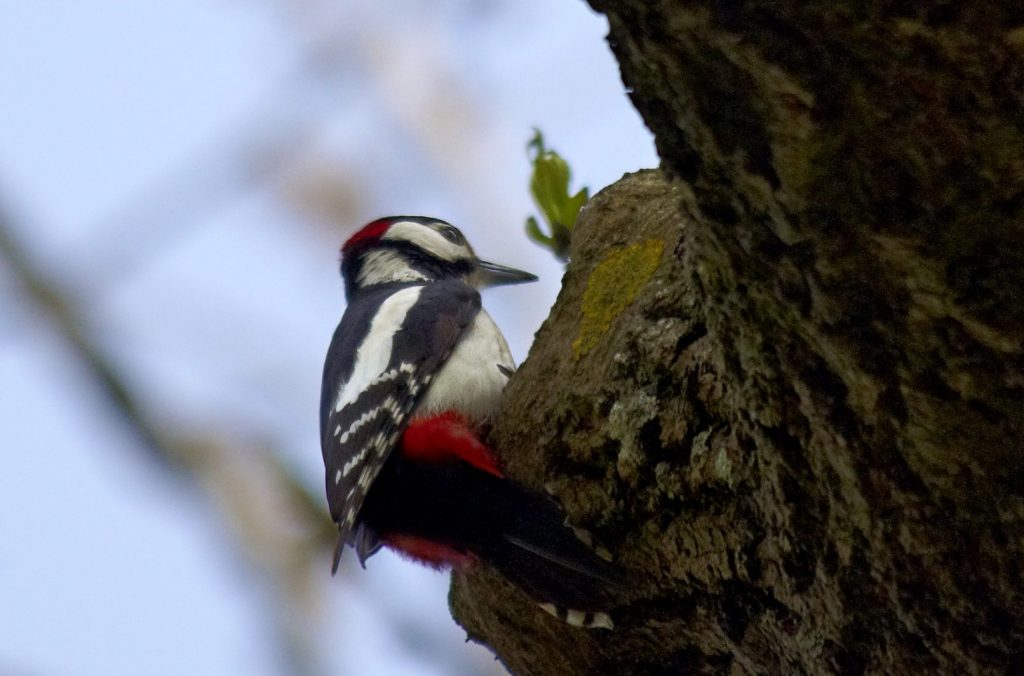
{"left": 451, "top": 3, "right": 1024, "bottom": 674}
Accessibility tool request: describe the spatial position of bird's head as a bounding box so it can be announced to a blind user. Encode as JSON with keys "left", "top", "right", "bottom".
{"left": 340, "top": 216, "right": 537, "bottom": 297}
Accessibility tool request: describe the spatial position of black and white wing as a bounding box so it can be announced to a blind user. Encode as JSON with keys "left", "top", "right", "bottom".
{"left": 320, "top": 280, "right": 481, "bottom": 571}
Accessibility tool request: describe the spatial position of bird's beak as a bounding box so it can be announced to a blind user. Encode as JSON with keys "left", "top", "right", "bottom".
{"left": 476, "top": 259, "right": 538, "bottom": 287}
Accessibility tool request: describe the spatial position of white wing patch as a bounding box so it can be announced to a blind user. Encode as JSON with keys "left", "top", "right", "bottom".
{"left": 324, "top": 280, "right": 481, "bottom": 571}
{"left": 334, "top": 286, "right": 424, "bottom": 413}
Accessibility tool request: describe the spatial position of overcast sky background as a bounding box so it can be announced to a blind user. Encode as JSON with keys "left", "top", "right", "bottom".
{"left": 0, "top": 2, "right": 656, "bottom": 674}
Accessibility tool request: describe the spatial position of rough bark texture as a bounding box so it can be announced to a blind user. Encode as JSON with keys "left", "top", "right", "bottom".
{"left": 451, "top": 3, "right": 1024, "bottom": 674}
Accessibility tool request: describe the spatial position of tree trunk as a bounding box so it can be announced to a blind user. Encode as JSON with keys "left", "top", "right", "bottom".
{"left": 451, "top": 3, "right": 1024, "bottom": 674}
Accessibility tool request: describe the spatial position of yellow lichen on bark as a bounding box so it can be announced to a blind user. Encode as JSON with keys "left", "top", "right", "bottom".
{"left": 572, "top": 239, "right": 665, "bottom": 359}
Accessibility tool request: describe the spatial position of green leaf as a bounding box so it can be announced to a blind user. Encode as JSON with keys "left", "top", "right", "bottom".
{"left": 523, "top": 129, "right": 589, "bottom": 262}
{"left": 525, "top": 216, "right": 552, "bottom": 247}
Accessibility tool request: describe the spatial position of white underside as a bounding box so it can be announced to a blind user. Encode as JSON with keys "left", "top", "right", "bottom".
{"left": 417, "top": 309, "right": 514, "bottom": 423}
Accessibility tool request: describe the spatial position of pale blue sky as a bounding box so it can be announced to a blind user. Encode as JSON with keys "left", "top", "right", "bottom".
{"left": 0, "top": 2, "right": 656, "bottom": 674}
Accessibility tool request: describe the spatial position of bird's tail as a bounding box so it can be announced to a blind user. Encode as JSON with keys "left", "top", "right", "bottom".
{"left": 464, "top": 474, "right": 624, "bottom": 629}
{"left": 359, "top": 413, "right": 624, "bottom": 628}
{"left": 362, "top": 457, "right": 623, "bottom": 628}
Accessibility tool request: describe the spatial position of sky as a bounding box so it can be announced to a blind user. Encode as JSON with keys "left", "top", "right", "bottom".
{"left": 0, "top": 1, "right": 657, "bottom": 674}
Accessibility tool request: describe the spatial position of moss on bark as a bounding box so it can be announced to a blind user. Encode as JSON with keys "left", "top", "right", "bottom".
{"left": 452, "top": 2, "right": 1024, "bottom": 673}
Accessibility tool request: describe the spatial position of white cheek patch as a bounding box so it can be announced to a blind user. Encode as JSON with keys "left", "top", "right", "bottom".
{"left": 334, "top": 286, "right": 424, "bottom": 413}
{"left": 358, "top": 250, "right": 429, "bottom": 286}
{"left": 383, "top": 220, "right": 472, "bottom": 264}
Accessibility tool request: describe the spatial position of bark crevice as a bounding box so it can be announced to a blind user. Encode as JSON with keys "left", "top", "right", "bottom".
{"left": 451, "top": 3, "right": 1024, "bottom": 673}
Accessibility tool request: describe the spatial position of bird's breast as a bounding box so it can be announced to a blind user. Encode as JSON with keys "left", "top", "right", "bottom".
{"left": 417, "top": 310, "right": 514, "bottom": 423}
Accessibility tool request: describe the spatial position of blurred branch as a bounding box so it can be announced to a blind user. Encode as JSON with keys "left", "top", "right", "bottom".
{"left": 1, "top": 5, "right": 508, "bottom": 674}
{"left": 0, "top": 207, "right": 172, "bottom": 467}
{"left": 66, "top": 23, "right": 365, "bottom": 297}
{"left": 0, "top": 201, "right": 333, "bottom": 675}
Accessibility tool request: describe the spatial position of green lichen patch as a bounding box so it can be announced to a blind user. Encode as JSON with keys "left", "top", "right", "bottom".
{"left": 573, "top": 239, "right": 664, "bottom": 359}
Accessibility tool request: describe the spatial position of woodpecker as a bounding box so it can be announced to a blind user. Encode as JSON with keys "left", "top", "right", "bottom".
{"left": 320, "top": 216, "right": 620, "bottom": 629}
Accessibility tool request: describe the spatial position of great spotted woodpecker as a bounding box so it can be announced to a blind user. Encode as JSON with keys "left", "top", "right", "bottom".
{"left": 320, "top": 216, "right": 619, "bottom": 629}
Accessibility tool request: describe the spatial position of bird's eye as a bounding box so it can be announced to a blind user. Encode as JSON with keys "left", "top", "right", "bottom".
{"left": 439, "top": 226, "right": 463, "bottom": 244}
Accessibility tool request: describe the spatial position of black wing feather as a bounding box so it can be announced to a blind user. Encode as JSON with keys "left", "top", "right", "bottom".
{"left": 320, "top": 280, "right": 481, "bottom": 571}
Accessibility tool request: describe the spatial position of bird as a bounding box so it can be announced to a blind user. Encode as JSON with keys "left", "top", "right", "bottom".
{"left": 320, "top": 216, "right": 620, "bottom": 629}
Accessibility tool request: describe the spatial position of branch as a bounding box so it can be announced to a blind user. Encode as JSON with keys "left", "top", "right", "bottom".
{"left": 0, "top": 201, "right": 333, "bottom": 675}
